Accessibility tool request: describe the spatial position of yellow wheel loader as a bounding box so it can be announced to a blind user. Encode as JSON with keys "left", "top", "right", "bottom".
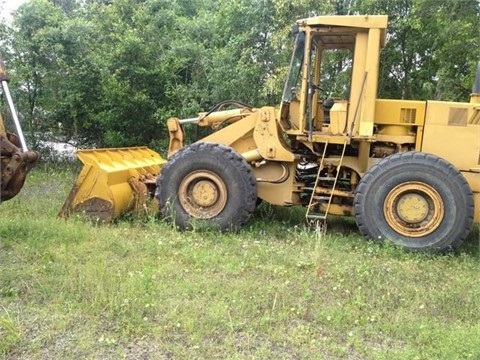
{"left": 0, "top": 59, "right": 39, "bottom": 202}
{"left": 61, "top": 15, "right": 480, "bottom": 252}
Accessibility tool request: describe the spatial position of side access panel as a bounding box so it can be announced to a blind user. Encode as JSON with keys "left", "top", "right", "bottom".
{"left": 421, "top": 100, "right": 480, "bottom": 222}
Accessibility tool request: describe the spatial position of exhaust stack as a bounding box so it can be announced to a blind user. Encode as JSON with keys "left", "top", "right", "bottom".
{"left": 471, "top": 61, "right": 480, "bottom": 103}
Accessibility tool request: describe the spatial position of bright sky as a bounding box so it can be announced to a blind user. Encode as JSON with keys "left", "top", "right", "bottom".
{"left": 0, "top": 0, "right": 27, "bottom": 22}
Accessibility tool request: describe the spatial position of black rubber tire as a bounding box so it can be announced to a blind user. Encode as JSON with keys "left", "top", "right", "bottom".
{"left": 156, "top": 142, "right": 257, "bottom": 231}
{"left": 354, "top": 152, "right": 474, "bottom": 252}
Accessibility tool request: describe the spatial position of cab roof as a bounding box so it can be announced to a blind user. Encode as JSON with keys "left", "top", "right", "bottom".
{"left": 296, "top": 15, "right": 388, "bottom": 48}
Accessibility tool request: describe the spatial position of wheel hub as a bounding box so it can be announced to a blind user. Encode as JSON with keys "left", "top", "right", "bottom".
{"left": 395, "top": 193, "right": 429, "bottom": 223}
{"left": 191, "top": 180, "right": 219, "bottom": 207}
{"left": 178, "top": 170, "right": 227, "bottom": 219}
{"left": 384, "top": 182, "right": 444, "bottom": 238}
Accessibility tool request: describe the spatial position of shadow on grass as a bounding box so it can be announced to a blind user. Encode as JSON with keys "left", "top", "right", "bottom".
{"left": 252, "top": 203, "right": 355, "bottom": 231}
{"left": 252, "top": 203, "right": 480, "bottom": 258}
{"left": 458, "top": 224, "right": 480, "bottom": 258}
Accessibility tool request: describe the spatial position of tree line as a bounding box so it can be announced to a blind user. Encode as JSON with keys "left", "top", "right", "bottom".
{"left": 0, "top": 0, "right": 479, "bottom": 152}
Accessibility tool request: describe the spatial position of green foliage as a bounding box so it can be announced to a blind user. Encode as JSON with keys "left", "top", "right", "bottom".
{"left": 1, "top": 166, "right": 479, "bottom": 358}
{"left": 355, "top": 0, "right": 480, "bottom": 100}
{"left": 0, "top": 0, "right": 478, "bottom": 147}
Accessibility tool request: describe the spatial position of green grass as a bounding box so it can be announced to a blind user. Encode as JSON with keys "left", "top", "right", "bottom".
{"left": 1, "top": 163, "right": 479, "bottom": 359}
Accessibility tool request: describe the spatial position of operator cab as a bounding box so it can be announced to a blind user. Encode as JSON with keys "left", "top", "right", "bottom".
{"left": 279, "top": 15, "right": 388, "bottom": 142}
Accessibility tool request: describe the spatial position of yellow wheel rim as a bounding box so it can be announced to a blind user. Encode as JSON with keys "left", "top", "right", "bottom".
{"left": 384, "top": 182, "right": 444, "bottom": 238}
{"left": 178, "top": 170, "right": 228, "bottom": 219}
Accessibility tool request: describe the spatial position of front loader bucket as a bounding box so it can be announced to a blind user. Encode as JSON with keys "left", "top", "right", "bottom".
{"left": 59, "top": 147, "right": 166, "bottom": 222}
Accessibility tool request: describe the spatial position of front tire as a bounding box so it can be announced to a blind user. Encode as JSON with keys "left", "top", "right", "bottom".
{"left": 156, "top": 142, "right": 257, "bottom": 231}
{"left": 354, "top": 152, "right": 474, "bottom": 252}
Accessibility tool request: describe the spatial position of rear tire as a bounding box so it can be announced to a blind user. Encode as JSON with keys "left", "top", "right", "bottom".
{"left": 354, "top": 152, "right": 474, "bottom": 252}
{"left": 156, "top": 142, "right": 257, "bottom": 231}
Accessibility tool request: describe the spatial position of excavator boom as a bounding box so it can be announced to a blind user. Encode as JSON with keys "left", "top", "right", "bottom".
{"left": 0, "top": 58, "right": 39, "bottom": 202}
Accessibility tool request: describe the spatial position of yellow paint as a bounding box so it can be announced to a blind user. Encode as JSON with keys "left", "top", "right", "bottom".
{"left": 59, "top": 147, "right": 166, "bottom": 222}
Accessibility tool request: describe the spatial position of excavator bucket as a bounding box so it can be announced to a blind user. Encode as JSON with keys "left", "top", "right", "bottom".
{"left": 0, "top": 128, "right": 39, "bottom": 202}
{"left": 59, "top": 147, "right": 166, "bottom": 222}
{"left": 0, "top": 58, "right": 40, "bottom": 202}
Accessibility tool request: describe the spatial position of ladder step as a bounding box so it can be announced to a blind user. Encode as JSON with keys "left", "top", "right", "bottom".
{"left": 305, "top": 139, "right": 347, "bottom": 225}
{"left": 306, "top": 214, "right": 327, "bottom": 220}
{"left": 303, "top": 177, "right": 338, "bottom": 183}
{"left": 322, "top": 157, "right": 342, "bottom": 163}
{"left": 311, "top": 196, "right": 330, "bottom": 201}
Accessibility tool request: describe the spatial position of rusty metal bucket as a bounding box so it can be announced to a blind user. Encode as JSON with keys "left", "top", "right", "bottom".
{"left": 0, "top": 58, "right": 40, "bottom": 202}
{"left": 59, "top": 147, "right": 166, "bottom": 222}
{"left": 0, "top": 132, "right": 40, "bottom": 202}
